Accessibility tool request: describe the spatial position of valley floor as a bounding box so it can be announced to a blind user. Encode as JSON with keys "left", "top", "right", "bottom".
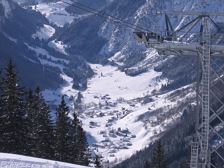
{"left": 43, "top": 63, "right": 195, "bottom": 165}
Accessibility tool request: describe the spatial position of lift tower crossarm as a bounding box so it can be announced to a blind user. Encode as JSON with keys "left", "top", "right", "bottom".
{"left": 156, "top": 11, "right": 224, "bottom": 16}
{"left": 134, "top": 34, "right": 224, "bottom": 57}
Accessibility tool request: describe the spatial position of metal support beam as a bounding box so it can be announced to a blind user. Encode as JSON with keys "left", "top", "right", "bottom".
{"left": 179, "top": 17, "right": 202, "bottom": 41}
{"left": 210, "top": 104, "right": 224, "bottom": 123}
{"left": 198, "top": 17, "right": 210, "bottom": 168}
{"left": 214, "top": 150, "right": 224, "bottom": 163}
{"left": 156, "top": 11, "right": 224, "bottom": 16}
{"left": 173, "top": 16, "right": 202, "bottom": 36}
{"left": 135, "top": 11, "right": 224, "bottom": 168}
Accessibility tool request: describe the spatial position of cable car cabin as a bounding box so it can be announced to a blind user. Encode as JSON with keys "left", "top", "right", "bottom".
{"left": 134, "top": 32, "right": 164, "bottom": 44}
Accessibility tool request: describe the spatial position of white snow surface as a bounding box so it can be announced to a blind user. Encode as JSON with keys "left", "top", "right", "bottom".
{"left": 32, "top": 1, "right": 74, "bottom": 27}
{"left": 48, "top": 40, "right": 68, "bottom": 55}
{"left": 32, "top": 24, "right": 55, "bottom": 40}
{"left": 25, "top": 43, "right": 69, "bottom": 71}
{"left": 79, "top": 64, "right": 194, "bottom": 164}
{"left": 0, "top": 0, "right": 13, "bottom": 18}
{"left": 83, "top": 64, "right": 162, "bottom": 103}
{"left": 3, "top": 32, "right": 17, "bottom": 43}
{"left": 0, "top": 153, "right": 89, "bottom": 168}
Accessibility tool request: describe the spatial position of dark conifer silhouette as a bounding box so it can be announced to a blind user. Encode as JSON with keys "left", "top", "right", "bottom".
{"left": 0, "top": 60, "right": 27, "bottom": 154}
{"left": 95, "top": 155, "right": 103, "bottom": 168}
{"left": 69, "top": 111, "right": 89, "bottom": 165}
{"left": 55, "top": 96, "right": 70, "bottom": 162}
{"left": 144, "top": 160, "right": 151, "bottom": 168}
{"left": 0, "top": 61, "right": 90, "bottom": 165}
{"left": 151, "top": 140, "right": 167, "bottom": 168}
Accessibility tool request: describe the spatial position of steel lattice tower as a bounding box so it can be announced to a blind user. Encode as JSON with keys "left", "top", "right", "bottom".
{"left": 134, "top": 12, "right": 224, "bottom": 168}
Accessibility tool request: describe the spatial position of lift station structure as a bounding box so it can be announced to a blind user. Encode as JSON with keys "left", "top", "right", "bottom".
{"left": 135, "top": 12, "right": 224, "bottom": 168}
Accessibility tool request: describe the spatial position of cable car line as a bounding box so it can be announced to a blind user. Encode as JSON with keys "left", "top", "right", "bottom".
{"left": 61, "top": 0, "right": 150, "bottom": 32}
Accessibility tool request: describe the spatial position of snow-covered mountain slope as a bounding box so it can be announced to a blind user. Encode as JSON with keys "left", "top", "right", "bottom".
{"left": 0, "top": 0, "right": 92, "bottom": 90}
{"left": 0, "top": 0, "right": 59, "bottom": 88}
{"left": 32, "top": 0, "right": 75, "bottom": 27}
{"left": 0, "top": 153, "right": 89, "bottom": 168}
{"left": 0, "top": 0, "right": 14, "bottom": 18}
{"left": 2, "top": 0, "right": 224, "bottom": 166}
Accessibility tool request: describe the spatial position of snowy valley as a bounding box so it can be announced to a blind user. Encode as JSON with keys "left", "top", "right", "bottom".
{"left": 27, "top": 0, "right": 196, "bottom": 164}
{"left": 0, "top": 0, "right": 224, "bottom": 167}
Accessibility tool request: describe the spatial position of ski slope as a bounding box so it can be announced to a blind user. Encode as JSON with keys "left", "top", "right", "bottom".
{"left": 0, "top": 153, "right": 89, "bottom": 168}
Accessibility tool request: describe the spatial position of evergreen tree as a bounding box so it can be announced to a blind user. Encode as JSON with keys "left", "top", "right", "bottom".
{"left": 144, "top": 160, "right": 151, "bottom": 168}
{"left": 32, "top": 87, "right": 54, "bottom": 159}
{"left": 76, "top": 118, "right": 89, "bottom": 165}
{"left": 0, "top": 60, "right": 27, "bottom": 154}
{"left": 151, "top": 140, "right": 167, "bottom": 168}
{"left": 0, "top": 70, "right": 2, "bottom": 95}
{"left": 95, "top": 155, "right": 102, "bottom": 168}
{"left": 68, "top": 111, "right": 89, "bottom": 165}
{"left": 26, "top": 89, "right": 37, "bottom": 156}
{"left": 74, "top": 92, "right": 83, "bottom": 114}
{"left": 179, "top": 160, "right": 189, "bottom": 168}
{"left": 0, "top": 70, "right": 4, "bottom": 151}
{"left": 67, "top": 112, "right": 80, "bottom": 163}
{"left": 76, "top": 92, "right": 83, "bottom": 104}
{"left": 26, "top": 87, "right": 54, "bottom": 159}
{"left": 55, "top": 96, "right": 70, "bottom": 162}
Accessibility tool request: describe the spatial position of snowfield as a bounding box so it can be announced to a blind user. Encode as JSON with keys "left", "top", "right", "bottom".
{"left": 0, "top": 153, "right": 89, "bottom": 168}
{"left": 32, "top": 1, "right": 74, "bottom": 27}
{"left": 80, "top": 64, "right": 195, "bottom": 164}
{"left": 32, "top": 24, "right": 55, "bottom": 40}
{"left": 83, "top": 64, "right": 162, "bottom": 103}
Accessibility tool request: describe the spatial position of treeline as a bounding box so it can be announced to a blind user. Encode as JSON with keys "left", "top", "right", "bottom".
{"left": 0, "top": 61, "right": 89, "bottom": 165}
{"left": 143, "top": 141, "right": 167, "bottom": 168}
